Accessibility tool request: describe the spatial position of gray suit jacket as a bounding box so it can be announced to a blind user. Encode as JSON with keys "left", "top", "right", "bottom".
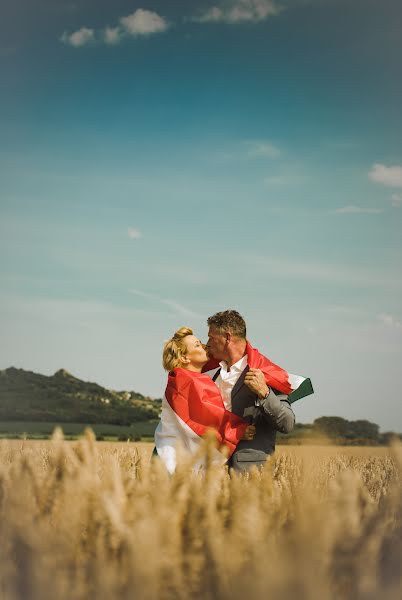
{"left": 216, "top": 366, "right": 295, "bottom": 472}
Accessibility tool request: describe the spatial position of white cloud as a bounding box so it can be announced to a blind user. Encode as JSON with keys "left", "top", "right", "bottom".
{"left": 104, "top": 26, "right": 122, "bottom": 45}
{"left": 120, "top": 9, "right": 169, "bottom": 35}
{"left": 369, "top": 164, "right": 402, "bottom": 188}
{"left": 391, "top": 193, "right": 402, "bottom": 208}
{"left": 60, "top": 9, "right": 168, "bottom": 48}
{"left": 333, "top": 205, "right": 383, "bottom": 214}
{"left": 244, "top": 139, "right": 281, "bottom": 158}
{"left": 378, "top": 313, "right": 402, "bottom": 331}
{"left": 193, "top": 0, "right": 284, "bottom": 24}
{"left": 128, "top": 227, "right": 142, "bottom": 239}
{"left": 60, "top": 27, "right": 95, "bottom": 47}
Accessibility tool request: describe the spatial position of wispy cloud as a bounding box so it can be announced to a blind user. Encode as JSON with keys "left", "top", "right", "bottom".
{"left": 263, "top": 172, "right": 308, "bottom": 186}
{"left": 241, "top": 254, "right": 401, "bottom": 288}
{"left": 378, "top": 313, "right": 402, "bottom": 331}
{"left": 129, "top": 289, "right": 204, "bottom": 319}
{"left": 217, "top": 139, "right": 281, "bottom": 162}
{"left": 192, "top": 0, "right": 284, "bottom": 24}
{"left": 104, "top": 26, "right": 122, "bottom": 45}
{"left": 391, "top": 193, "right": 402, "bottom": 208}
{"left": 128, "top": 227, "right": 142, "bottom": 240}
{"left": 333, "top": 205, "right": 383, "bottom": 214}
{"left": 120, "top": 9, "right": 169, "bottom": 36}
{"left": 244, "top": 139, "right": 281, "bottom": 158}
{"left": 322, "top": 305, "right": 370, "bottom": 318}
{"left": 369, "top": 164, "right": 402, "bottom": 188}
{"left": 0, "top": 294, "right": 152, "bottom": 323}
{"left": 60, "top": 27, "right": 94, "bottom": 47}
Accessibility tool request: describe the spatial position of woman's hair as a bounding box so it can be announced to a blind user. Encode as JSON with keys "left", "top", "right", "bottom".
{"left": 162, "top": 327, "right": 193, "bottom": 372}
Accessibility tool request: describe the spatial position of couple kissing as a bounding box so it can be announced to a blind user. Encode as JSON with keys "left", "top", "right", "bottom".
{"left": 154, "top": 309, "right": 313, "bottom": 473}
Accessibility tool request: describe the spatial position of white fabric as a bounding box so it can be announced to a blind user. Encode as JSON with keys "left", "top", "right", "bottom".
{"left": 154, "top": 396, "right": 226, "bottom": 474}
{"left": 205, "top": 359, "right": 306, "bottom": 400}
{"left": 214, "top": 354, "right": 248, "bottom": 411}
{"left": 288, "top": 373, "right": 306, "bottom": 389}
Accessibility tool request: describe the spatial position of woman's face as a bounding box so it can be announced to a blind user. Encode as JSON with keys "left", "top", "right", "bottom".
{"left": 183, "top": 335, "right": 208, "bottom": 368}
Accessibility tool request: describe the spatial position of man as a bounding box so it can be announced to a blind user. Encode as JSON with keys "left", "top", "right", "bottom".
{"left": 205, "top": 309, "right": 295, "bottom": 472}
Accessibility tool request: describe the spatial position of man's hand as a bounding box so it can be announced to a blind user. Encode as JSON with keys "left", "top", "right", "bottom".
{"left": 244, "top": 368, "right": 269, "bottom": 399}
{"left": 242, "top": 425, "right": 256, "bottom": 440}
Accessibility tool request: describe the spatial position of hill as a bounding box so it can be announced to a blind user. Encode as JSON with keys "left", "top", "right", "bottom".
{"left": 1, "top": 368, "right": 400, "bottom": 445}
{"left": 0, "top": 367, "right": 161, "bottom": 425}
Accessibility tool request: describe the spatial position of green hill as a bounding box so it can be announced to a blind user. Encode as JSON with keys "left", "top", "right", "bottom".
{"left": 0, "top": 367, "right": 161, "bottom": 426}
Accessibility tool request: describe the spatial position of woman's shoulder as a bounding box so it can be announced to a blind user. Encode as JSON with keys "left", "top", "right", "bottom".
{"left": 171, "top": 368, "right": 210, "bottom": 388}
{"left": 172, "top": 368, "right": 200, "bottom": 381}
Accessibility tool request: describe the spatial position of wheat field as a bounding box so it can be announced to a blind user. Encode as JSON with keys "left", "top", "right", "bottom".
{"left": 1, "top": 431, "right": 401, "bottom": 600}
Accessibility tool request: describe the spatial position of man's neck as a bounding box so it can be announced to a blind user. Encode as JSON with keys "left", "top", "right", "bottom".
{"left": 225, "top": 340, "right": 247, "bottom": 368}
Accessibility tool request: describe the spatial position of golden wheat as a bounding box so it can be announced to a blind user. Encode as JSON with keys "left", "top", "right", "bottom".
{"left": 0, "top": 431, "right": 401, "bottom": 600}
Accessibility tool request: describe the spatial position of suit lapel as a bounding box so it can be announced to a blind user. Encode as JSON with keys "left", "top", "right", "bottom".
{"left": 231, "top": 365, "right": 249, "bottom": 402}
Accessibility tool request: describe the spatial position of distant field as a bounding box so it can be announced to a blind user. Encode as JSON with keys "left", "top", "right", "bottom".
{"left": 0, "top": 421, "right": 391, "bottom": 447}
{"left": 2, "top": 439, "right": 392, "bottom": 463}
{"left": 0, "top": 420, "right": 158, "bottom": 439}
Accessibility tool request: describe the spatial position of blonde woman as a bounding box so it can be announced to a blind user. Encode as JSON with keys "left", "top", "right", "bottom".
{"left": 154, "top": 327, "right": 255, "bottom": 473}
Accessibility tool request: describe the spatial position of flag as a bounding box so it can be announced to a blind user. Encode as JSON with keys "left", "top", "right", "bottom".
{"left": 154, "top": 368, "right": 248, "bottom": 473}
{"left": 203, "top": 341, "right": 313, "bottom": 404}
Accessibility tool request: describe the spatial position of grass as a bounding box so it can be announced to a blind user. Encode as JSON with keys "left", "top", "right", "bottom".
{"left": 0, "top": 420, "right": 158, "bottom": 440}
{"left": 0, "top": 431, "right": 401, "bottom": 600}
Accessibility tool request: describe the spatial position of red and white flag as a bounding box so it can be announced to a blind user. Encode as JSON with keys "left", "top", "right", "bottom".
{"left": 154, "top": 368, "right": 248, "bottom": 473}
{"left": 155, "top": 342, "right": 313, "bottom": 473}
{"left": 203, "top": 341, "right": 313, "bottom": 403}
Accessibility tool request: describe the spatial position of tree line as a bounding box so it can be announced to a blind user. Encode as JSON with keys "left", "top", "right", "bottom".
{"left": 281, "top": 416, "right": 401, "bottom": 445}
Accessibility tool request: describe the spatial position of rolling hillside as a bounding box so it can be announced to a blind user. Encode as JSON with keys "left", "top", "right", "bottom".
{"left": 0, "top": 367, "right": 161, "bottom": 425}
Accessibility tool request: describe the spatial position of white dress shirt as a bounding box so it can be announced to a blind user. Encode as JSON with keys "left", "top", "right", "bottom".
{"left": 215, "top": 354, "right": 248, "bottom": 411}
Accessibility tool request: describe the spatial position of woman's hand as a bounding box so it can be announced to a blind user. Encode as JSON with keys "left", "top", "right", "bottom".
{"left": 242, "top": 425, "right": 256, "bottom": 440}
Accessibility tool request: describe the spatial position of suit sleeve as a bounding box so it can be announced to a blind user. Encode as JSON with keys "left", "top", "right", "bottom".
{"left": 257, "top": 388, "right": 295, "bottom": 434}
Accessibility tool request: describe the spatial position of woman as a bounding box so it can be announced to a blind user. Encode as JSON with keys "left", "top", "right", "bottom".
{"left": 154, "top": 327, "right": 255, "bottom": 473}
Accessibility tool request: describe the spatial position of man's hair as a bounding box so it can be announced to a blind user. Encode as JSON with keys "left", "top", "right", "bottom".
{"left": 207, "top": 310, "right": 246, "bottom": 339}
{"left": 162, "top": 327, "right": 193, "bottom": 372}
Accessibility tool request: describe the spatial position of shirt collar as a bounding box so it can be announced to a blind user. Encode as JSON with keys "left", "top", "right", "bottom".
{"left": 219, "top": 354, "right": 248, "bottom": 373}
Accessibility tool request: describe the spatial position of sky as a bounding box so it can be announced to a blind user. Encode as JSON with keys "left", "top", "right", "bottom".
{"left": 1, "top": 0, "right": 401, "bottom": 431}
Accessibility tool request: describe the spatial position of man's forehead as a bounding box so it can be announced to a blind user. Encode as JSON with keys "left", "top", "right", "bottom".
{"left": 208, "top": 325, "right": 224, "bottom": 336}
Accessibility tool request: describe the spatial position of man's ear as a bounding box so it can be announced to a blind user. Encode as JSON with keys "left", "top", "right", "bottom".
{"left": 225, "top": 331, "right": 231, "bottom": 345}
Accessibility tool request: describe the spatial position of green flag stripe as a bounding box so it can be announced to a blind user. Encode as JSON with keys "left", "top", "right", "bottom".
{"left": 288, "top": 378, "right": 314, "bottom": 404}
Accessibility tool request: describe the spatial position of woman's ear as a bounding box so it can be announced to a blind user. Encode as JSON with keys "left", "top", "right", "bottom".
{"left": 180, "top": 354, "right": 190, "bottom": 365}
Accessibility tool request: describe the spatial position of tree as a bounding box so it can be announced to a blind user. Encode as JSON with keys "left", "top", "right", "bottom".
{"left": 313, "top": 416, "right": 350, "bottom": 438}
{"left": 349, "top": 420, "right": 379, "bottom": 441}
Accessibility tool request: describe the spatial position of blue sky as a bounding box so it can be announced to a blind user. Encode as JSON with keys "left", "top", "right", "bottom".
{"left": 1, "top": 0, "right": 402, "bottom": 430}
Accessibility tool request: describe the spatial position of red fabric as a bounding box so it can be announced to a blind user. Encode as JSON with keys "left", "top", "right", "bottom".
{"left": 246, "top": 342, "right": 292, "bottom": 394}
{"left": 202, "top": 357, "right": 221, "bottom": 372}
{"left": 202, "top": 341, "right": 292, "bottom": 395}
{"left": 165, "top": 368, "right": 248, "bottom": 457}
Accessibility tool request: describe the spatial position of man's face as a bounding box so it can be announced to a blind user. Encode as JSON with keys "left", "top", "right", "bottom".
{"left": 207, "top": 325, "right": 228, "bottom": 360}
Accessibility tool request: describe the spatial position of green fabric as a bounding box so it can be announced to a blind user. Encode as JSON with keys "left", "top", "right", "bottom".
{"left": 288, "top": 378, "right": 314, "bottom": 403}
